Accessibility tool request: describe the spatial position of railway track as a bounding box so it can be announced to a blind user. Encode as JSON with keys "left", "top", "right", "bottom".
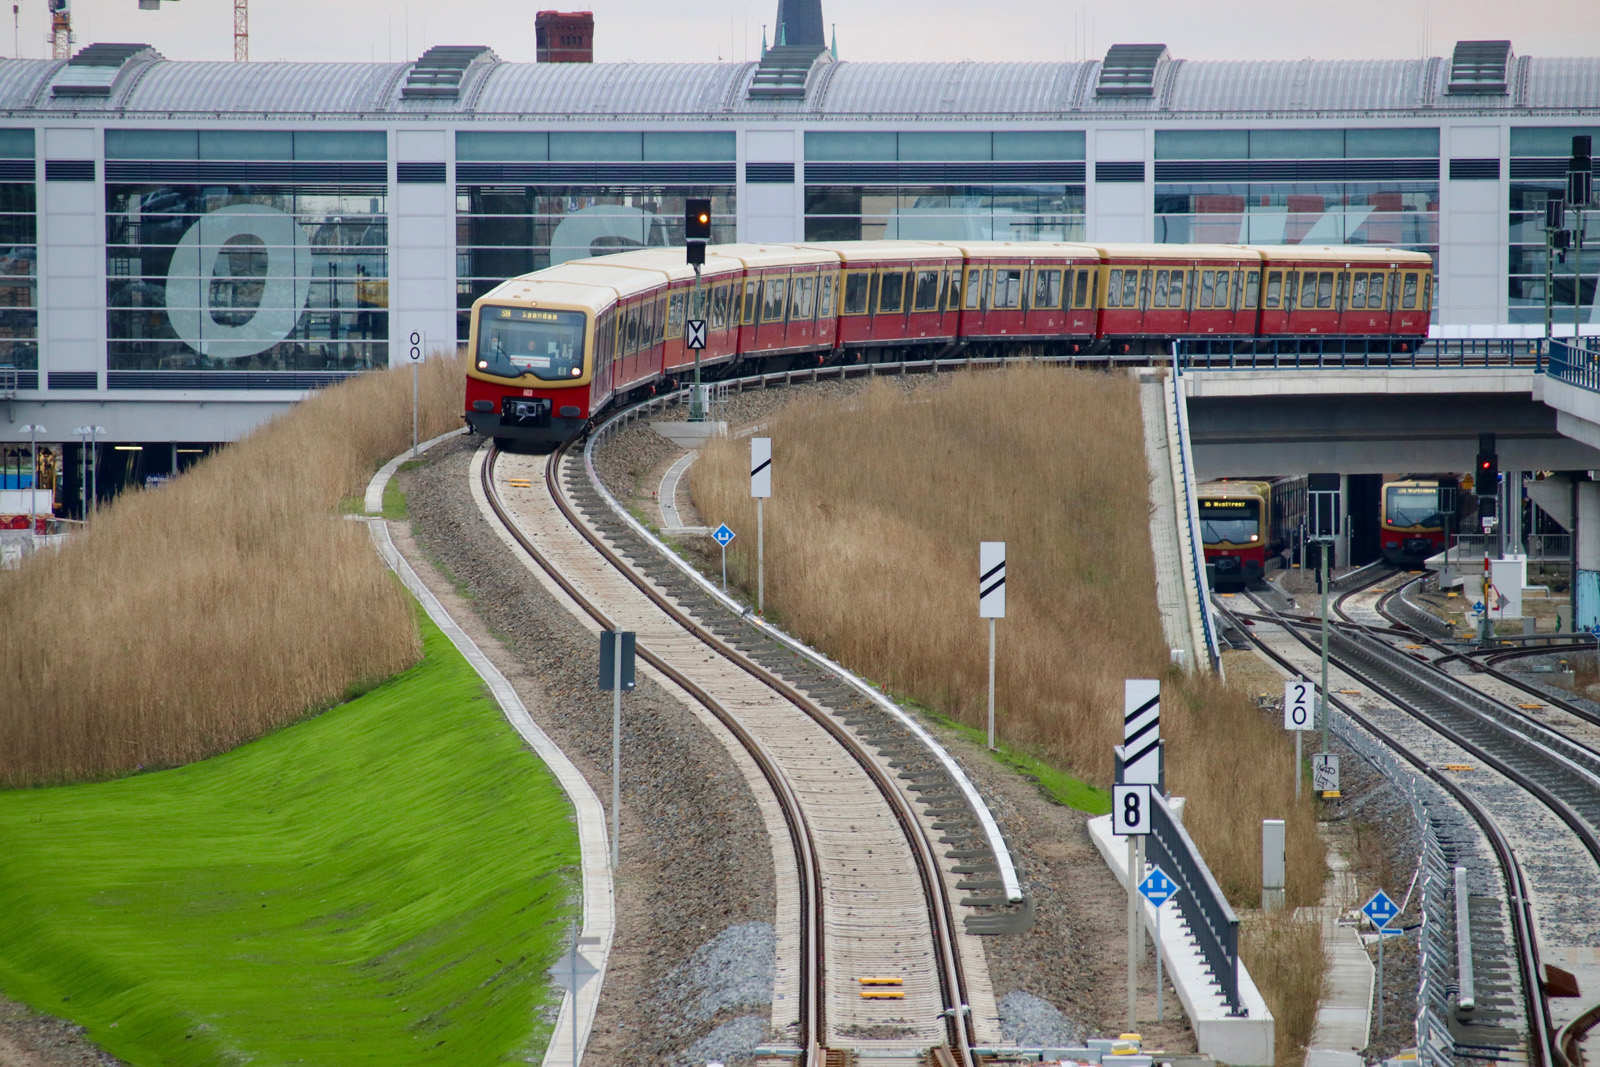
{"left": 1221, "top": 566, "right": 1600, "bottom": 1066}
{"left": 474, "top": 422, "right": 1014, "bottom": 1065}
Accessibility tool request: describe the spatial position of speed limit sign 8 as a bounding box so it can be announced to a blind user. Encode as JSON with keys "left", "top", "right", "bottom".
{"left": 1284, "top": 679, "right": 1316, "bottom": 731}
{"left": 1111, "top": 783, "right": 1152, "bottom": 836}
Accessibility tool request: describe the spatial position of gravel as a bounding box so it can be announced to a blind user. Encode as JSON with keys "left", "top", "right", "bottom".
{"left": 666, "top": 922, "right": 776, "bottom": 1023}
{"left": 997, "top": 990, "right": 1089, "bottom": 1048}
{"left": 0, "top": 997, "right": 126, "bottom": 1067}
{"left": 679, "top": 1015, "right": 770, "bottom": 1066}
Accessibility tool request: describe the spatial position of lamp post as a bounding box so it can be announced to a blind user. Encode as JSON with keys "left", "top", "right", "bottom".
{"left": 19, "top": 422, "right": 43, "bottom": 553}
{"left": 72, "top": 425, "right": 105, "bottom": 520}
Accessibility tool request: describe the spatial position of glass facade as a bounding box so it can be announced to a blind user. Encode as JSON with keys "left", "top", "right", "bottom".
{"left": 0, "top": 129, "right": 36, "bottom": 371}
{"left": 455, "top": 131, "right": 737, "bottom": 340}
{"left": 802, "top": 131, "right": 1087, "bottom": 243}
{"left": 1508, "top": 126, "right": 1600, "bottom": 325}
{"left": 105, "top": 130, "right": 388, "bottom": 372}
{"left": 1153, "top": 129, "right": 1440, "bottom": 294}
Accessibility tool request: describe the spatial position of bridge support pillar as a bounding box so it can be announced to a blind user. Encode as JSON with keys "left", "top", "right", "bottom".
{"left": 1577, "top": 482, "right": 1600, "bottom": 633}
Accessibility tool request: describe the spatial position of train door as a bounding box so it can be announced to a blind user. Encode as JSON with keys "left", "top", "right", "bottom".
{"left": 908, "top": 264, "right": 943, "bottom": 339}
{"left": 757, "top": 269, "right": 789, "bottom": 351}
{"left": 736, "top": 276, "right": 760, "bottom": 353}
{"left": 1342, "top": 269, "right": 1388, "bottom": 336}
{"left": 1026, "top": 264, "right": 1065, "bottom": 336}
{"left": 815, "top": 270, "right": 839, "bottom": 349}
{"left": 838, "top": 267, "right": 871, "bottom": 347}
{"left": 875, "top": 265, "right": 909, "bottom": 342}
{"left": 1101, "top": 259, "right": 1147, "bottom": 340}
{"left": 787, "top": 271, "right": 818, "bottom": 349}
{"left": 939, "top": 264, "right": 961, "bottom": 338}
{"left": 958, "top": 263, "right": 990, "bottom": 338}
{"left": 1237, "top": 266, "right": 1262, "bottom": 336}
{"left": 1259, "top": 266, "right": 1290, "bottom": 334}
{"left": 664, "top": 284, "right": 687, "bottom": 373}
{"left": 1143, "top": 262, "right": 1189, "bottom": 338}
{"left": 1294, "top": 267, "right": 1339, "bottom": 334}
{"left": 1394, "top": 270, "right": 1428, "bottom": 334}
{"left": 1067, "top": 263, "right": 1097, "bottom": 336}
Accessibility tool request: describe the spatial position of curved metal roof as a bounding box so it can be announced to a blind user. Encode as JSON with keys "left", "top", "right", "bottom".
{"left": 0, "top": 51, "right": 1593, "bottom": 119}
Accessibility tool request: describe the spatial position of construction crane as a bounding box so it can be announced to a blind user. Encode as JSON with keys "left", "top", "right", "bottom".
{"left": 47, "top": 0, "right": 67, "bottom": 59}
{"left": 134, "top": 0, "right": 243, "bottom": 62}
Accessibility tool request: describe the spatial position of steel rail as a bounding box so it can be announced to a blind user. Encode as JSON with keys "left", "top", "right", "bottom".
{"left": 487, "top": 439, "right": 977, "bottom": 1064}
{"left": 1218, "top": 592, "right": 1555, "bottom": 1067}
{"left": 477, "top": 443, "right": 829, "bottom": 1063}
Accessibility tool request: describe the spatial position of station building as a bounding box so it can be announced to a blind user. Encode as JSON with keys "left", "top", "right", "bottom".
{"left": 0, "top": 1, "right": 1596, "bottom": 515}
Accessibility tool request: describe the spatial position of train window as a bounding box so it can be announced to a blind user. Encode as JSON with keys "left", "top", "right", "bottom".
{"left": 878, "top": 271, "right": 905, "bottom": 313}
{"left": 1034, "top": 269, "right": 1062, "bottom": 309}
{"left": 1284, "top": 272, "right": 1299, "bottom": 309}
{"left": 1152, "top": 270, "right": 1170, "bottom": 308}
{"left": 1335, "top": 273, "right": 1349, "bottom": 312}
{"left": 667, "top": 291, "right": 686, "bottom": 338}
{"left": 963, "top": 269, "right": 983, "bottom": 309}
{"left": 1264, "top": 271, "right": 1280, "bottom": 308}
{"left": 1199, "top": 271, "right": 1215, "bottom": 308}
{"left": 711, "top": 284, "right": 729, "bottom": 329}
{"left": 762, "top": 277, "right": 788, "bottom": 322}
{"left": 1216, "top": 270, "right": 1230, "bottom": 309}
{"left": 1367, "top": 273, "right": 1384, "bottom": 309}
{"left": 1073, "top": 269, "right": 1089, "bottom": 308}
{"left": 1106, "top": 269, "right": 1123, "bottom": 308}
{"left": 1350, "top": 273, "right": 1367, "bottom": 309}
{"left": 1136, "top": 270, "right": 1150, "bottom": 310}
{"left": 818, "top": 274, "right": 836, "bottom": 318}
{"left": 1316, "top": 272, "right": 1334, "bottom": 309}
{"left": 843, "top": 273, "right": 869, "bottom": 315}
{"left": 1423, "top": 274, "right": 1432, "bottom": 310}
{"left": 1245, "top": 270, "right": 1260, "bottom": 308}
{"left": 1296, "top": 273, "right": 1313, "bottom": 309}
{"left": 743, "top": 280, "right": 760, "bottom": 324}
{"left": 624, "top": 304, "right": 639, "bottom": 354}
{"left": 913, "top": 270, "right": 940, "bottom": 311}
{"left": 993, "top": 269, "right": 1022, "bottom": 309}
{"left": 793, "top": 275, "right": 817, "bottom": 319}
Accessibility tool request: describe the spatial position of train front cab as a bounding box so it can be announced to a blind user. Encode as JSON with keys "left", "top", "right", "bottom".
{"left": 1380, "top": 479, "right": 1455, "bottom": 565}
{"left": 466, "top": 278, "right": 606, "bottom": 446}
{"left": 1197, "top": 483, "right": 1270, "bottom": 588}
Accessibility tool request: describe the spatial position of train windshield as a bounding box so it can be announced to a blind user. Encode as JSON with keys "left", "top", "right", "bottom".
{"left": 478, "top": 306, "right": 587, "bottom": 382}
{"left": 1198, "top": 499, "right": 1260, "bottom": 544}
{"left": 1386, "top": 486, "right": 1446, "bottom": 529}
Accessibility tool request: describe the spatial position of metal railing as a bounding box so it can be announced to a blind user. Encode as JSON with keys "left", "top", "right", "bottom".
{"left": 1170, "top": 360, "right": 1224, "bottom": 671}
{"left": 1145, "top": 790, "right": 1242, "bottom": 1014}
{"left": 1446, "top": 532, "right": 1571, "bottom": 563}
{"left": 1541, "top": 339, "right": 1600, "bottom": 393}
{"left": 1178, "top": 336, "right": 1547, "bottom": 372}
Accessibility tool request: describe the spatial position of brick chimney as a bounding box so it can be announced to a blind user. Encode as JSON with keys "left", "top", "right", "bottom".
{"left": 536, "top": 11, "right": 594, "bottom": 63}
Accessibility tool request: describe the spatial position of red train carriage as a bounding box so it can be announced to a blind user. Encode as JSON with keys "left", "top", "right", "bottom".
{"left": 1380, "top": 478, "right": 1458, "bottom": 565}
{"left": 465, "top": 240, "right": 1434, "bottom": 446}
{"left": 1196, "top": 477, "right": 1307, "bottom": 589}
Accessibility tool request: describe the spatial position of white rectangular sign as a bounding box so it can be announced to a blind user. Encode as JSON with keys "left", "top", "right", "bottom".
{"left": 979, "top": 541, "right": 1006, "bottom": 618}
{"left": 1119, "top": 679, "right": 1160, "bottom": 785}
{"left": 1313, "top": 753, "right": 1341, "bottom": 793}
{"left": 1112, "top": 784, "right": 1153, "bottom": 836}
{"left": 1284, "top": 679, "right": 1316, "bottom": 731}
{"left": 750, "top": 437, "right": 771, "bottom": 498}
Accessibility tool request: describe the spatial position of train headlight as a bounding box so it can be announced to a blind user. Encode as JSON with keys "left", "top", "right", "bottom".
{"left": 477, "top": 360, "right": 488, "bottom": 370}
{"left": 571, "top": 367, "right": 581, "bottom": 377}
{"left": 1249, "top": 534, "right": 1259, "bottom": 542}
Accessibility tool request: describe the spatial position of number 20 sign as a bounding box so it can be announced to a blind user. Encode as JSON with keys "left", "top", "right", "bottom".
{"left": 1284, "top": 680, "right": 1317, "bottom": 731}
{"left": 1112, "top": 784, "right": 1153, "bottom": 836}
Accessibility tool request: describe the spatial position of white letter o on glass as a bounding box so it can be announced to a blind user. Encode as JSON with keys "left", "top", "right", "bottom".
{"left": 165, "top": 204, "right": 312, "bottom": 360}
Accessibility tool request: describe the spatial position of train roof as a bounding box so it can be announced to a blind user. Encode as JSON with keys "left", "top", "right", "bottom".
{"left": 707, "top": 243, "right": 842, "bottom": 270}
{"left": 477, "top": 277, "right": 615, "bottom": 314}
{"left": 534, "top": 260, "right": 666, "bottom": 299}
{"left": 583, "top": 247, "right": 746, "bottom": 283}
{"left": 1197, "top": 480, "right": 1272, "bottom": 498}
{"left": 795, "top": 241, "right": 961, "bottom": 263}
{"left": 919, "top": 240, "right": 1102, "bottom": 261}
{"left": 1250, "top": 245, "right": 1434, "bottom": 266}
{"left": 1084, "top": 243, "right": 1265, "bottom": 263}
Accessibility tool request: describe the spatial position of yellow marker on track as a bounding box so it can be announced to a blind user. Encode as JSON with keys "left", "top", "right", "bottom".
{"left": 860, "top": 991, "right": 906, "bottom": 1000}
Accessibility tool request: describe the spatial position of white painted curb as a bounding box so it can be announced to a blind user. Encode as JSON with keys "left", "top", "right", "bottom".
{"left": 364, "top": 450, "right": 614, "bottom": 1067}
{"left": 365, "top": 429, "right": 464, "bottom": 514}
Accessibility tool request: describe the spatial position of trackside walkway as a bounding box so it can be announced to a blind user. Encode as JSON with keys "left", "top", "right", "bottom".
{"left": 366, "top": 435, "right": 616, "bottom": 1067}
{"left": 1304, "top": 843, "right": 1376, "bottom": 1067}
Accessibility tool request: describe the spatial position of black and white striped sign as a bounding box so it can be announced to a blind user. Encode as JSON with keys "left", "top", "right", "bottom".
{"left": 750, "top": 437, "right": 772, "bottom": 498}
{"left": 686, "top": 319, "right": 707, "bottom": 350}
{"left": 979, "top": 541, "right": 1006, "bottom": 618}
{"left": 1118, "top": 679, "right": 1161, "bottom": 786}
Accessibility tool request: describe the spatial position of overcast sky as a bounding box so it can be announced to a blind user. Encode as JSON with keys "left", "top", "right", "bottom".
{"left": 17, "top": 0, "right": 1600, "bottom": 67}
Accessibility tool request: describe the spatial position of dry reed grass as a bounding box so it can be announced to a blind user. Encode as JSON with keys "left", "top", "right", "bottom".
{"left": 691, "top": 367, "right": 1326, "bottom": 906}
{"left": 0, "top": 351, "right": 467, "bottom": 787}
{"left": 1240, "top": 910, "right": 1328, "bottom": 1067}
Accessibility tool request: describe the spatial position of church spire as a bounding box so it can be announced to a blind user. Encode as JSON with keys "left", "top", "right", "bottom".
{"left": 773, "top": 0, "right": 825, "bottom": 50}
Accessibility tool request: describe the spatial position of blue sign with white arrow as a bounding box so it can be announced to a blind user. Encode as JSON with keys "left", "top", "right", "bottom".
{"left": 1362, "top": 889, "right": 1400, "bottom": 930}
{"left": 1138, "top": 865, "right": 1179, "bottom": 907}
{"left": 712, "top": 523, "right": 736, "bottom": 547}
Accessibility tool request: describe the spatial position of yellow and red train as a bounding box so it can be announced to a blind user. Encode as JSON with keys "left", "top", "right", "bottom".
{"left": 465, "top": 240, "right": 1433, "bottom": 446}
{"left": 1196, "top": 477, "right": 1308, "bottom": 588}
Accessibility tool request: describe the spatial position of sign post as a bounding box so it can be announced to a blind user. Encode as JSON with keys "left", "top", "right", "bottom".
{"left": 1284, "top": 679, "right": 1316, "bottom": 799}
{"left": 408, "top": 329, "right": 424, "bottom": 456}
{"left": 750, "top": 438, "right": 771, "bottom": 615}
{"left": 554, "top": 935, "right": 602, "bottom": 1067}
{"left": 1363, "top": 889, "right": 1401, "bottom": 1032}
{"left": 1312, "top": 753, "right": 1341, "bottom": 795}
{"left": 1309, "top": 473, "right": 1340, "bottom": 761}
{"left": 712, "top": 523, "right": 735, "bottom": 591}
{"left": 598, "top": 630, "right": 636, "bottom": 870}
{"left": 1113, "top": 782, "right": 1152, "bottom": 1031}
{"left": 979, "top": 541, "right": 1006, "bottom": 750}
{"left": 1138, "top": 865, "right": 1180, "bottom": 1023}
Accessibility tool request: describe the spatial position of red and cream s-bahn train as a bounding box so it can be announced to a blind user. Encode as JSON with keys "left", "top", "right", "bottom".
{"left": 464, "top": 240, "right": 1434, "bottom": 446}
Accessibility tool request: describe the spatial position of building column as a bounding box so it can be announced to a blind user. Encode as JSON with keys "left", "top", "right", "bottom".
{"left": 1338, "top": 473, "right": 1350, "bottom": 568}
{"left": 1576, "top": 482, "right": 1600, "bottom": 632}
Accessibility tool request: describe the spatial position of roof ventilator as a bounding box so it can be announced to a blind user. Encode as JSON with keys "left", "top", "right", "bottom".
{"left": 51, "top": 43, "right": 163, "bottom": 98}
{"left": 1096, "top": 43, "right": 1168, "bottom": 97}
{"left": 401, "top": 45, "right": 498, "bottom": 100}
{"left": 1447, "top": 40, "right": 1512, "bottom": 95}
{"left": 748, "top": 44, "right": 829, "bottom": 99}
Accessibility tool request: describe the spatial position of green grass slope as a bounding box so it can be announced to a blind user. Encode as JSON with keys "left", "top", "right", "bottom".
{"left": 0, "top": 611, "right": 579, "bottom": 1066}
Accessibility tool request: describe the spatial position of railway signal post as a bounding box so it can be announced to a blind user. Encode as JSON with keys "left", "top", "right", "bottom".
{"left": 979, "top": 542, "right": 1006, "bottom": 750}
{"left": 1309, "top": 474, "right": 1340, "bottom": 764}
{"left": 599, "top": 630, "right": 636, "bottom": 869}
{"left": 1569, "top": 136, "right": 1592, "bottom": 341}
{"left": 750, "top": 438, "right": 771, "bottom": 614}
{"left": 686, "top": 199, "right": 711, "bottom": 421}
